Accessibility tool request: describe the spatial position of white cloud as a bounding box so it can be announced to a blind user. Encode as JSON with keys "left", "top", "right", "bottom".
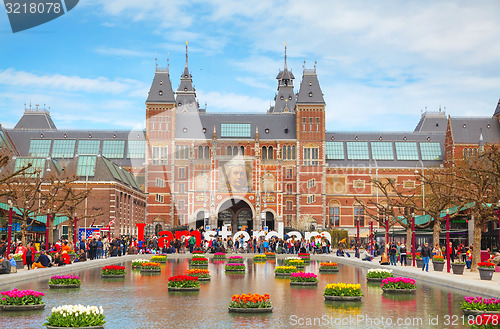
{"left": 94, "top": 47, "right": 152, "bottom": 58}
{"left": 0, "top": 69, "right": 148, "bottom": 95}
{"left": 197, "top": 90, "right": 270, "bottom": 113}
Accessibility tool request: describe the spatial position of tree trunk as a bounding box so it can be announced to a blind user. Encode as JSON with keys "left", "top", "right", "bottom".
{"left": 68, "top": 217, "right": 74, "bottom": 249}
{"left": 21, "top": 218, "right": 28, "bottom": 246}
{"left": 48, "top": 215, "right": 53, "bottom": 246}
{"left": 471, "top": 217, "right": 482, "bottom": 272}
{"left": 433, "top": 217, "right": 441, "bottom": 247}
{"left": 406, "top": 226, "right": 412, "bottom": 250}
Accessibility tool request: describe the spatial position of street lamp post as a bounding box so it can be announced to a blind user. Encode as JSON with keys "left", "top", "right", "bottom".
{"left": 446, "top": 208, "right": 450, "bottom": 273}
{"left": 7, "top": 200, "right": 13, "bottom": 256}
{"left": 385, "top": 214, "right": 389, "bottom": 247}
{"left": 412, "top": 212, "right": 416, "bottom": 267}
{"left": 74, "top": 213, "right": 78, "bottom": 251}
{"left": 497, "top": 200, "right": 500, "bottom": 253}
{"left": 370, "top": 220, "right": 373, "bottom": 257}
{"left": 46, "top": 210, "right": 50, "bottom": 250}
{"left": 356, "top": 218, "right": 359, "bottom": 245}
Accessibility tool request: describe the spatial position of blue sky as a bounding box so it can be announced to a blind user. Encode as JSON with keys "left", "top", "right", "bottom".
{"left": 1, "top": 1, "right": 499, "bottom": 132}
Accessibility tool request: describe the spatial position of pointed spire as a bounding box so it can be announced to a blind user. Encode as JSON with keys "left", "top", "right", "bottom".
{"left": 255, "top": 126, "right": 259, "bottom": 140}
{"left": 155, "top": 57, "right": 158, "bottom": 71}
{"left": 185, "top": 40, "right": 189, "bottom": 67}
{"left": 284, "top": 42, "right": 287, "bottom": 70}
{"left": 212, "top": 126, "right": 217, "bottom": 140}
{"left": 167, "top": 52, "right": 170, "bottom": 72}
{"left": 479, "top": 128, "right": 485, "bottom": 153}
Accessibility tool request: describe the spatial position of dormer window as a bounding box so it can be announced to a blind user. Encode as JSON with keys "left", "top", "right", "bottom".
{"left": 309, "top": 92, "right": 313, "bottom": 97}
{"left": 159, "top": 90, "right": 163, "bottom": 96}
{"left": 280, "top": 95, "right": 284, "bottom": 100}
{"left": 178, "top": 103, "right": 182, "bottom": 106}
{"left": 160, "top": 80, "right": 163, "bottom": 85}
{"left": 184, "top": 74, "right": 188, "bottom": 78}
{"left": 288, "top": 95, "right": 292, "bottom": 100}
{"left": 309, "top": 81, "right": 312, "bottom": 86}
{"left": 184, "top": 87, "right": 187, "bottom": 91}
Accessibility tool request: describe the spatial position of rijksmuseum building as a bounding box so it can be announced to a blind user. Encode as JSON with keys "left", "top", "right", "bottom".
{"left": 1, "top": 47, "right": 500, "bottom": 240}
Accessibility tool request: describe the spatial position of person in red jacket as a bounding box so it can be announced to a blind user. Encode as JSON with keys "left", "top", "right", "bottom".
{"left": 23, "top": 242, "right": 36, "bottom": 270}
{"left": 61, "top": 251, "right": 71, "bottom": 265}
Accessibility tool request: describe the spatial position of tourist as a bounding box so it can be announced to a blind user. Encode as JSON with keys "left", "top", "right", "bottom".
{"left": 336, "top": 247, "right": 350, "bottom": 257}
{"left": 0, "top": 255, "right": 11, "bottom": 274}
{"left": 61, "top": 251, "right": 71, "bottom": 265}
{"left": 15, "top": 242, "right": 25, "bottom": 255}
{"left": 74, "top": 250, "right": 87, "bottom": 263}
{"left": 432, "top": 244, "right": 442, "bottom": 257}
{"left": 24, "top": 242, "right": 36, "bottom": 270}
{"left": 32, "top": 250, "right": 51, "bottom": 269}
{"left": 53, "top": 252, "right": 64, "bottom": 266}
{"left": 96, "top": 238, "right": 104, "bottom": 258}
{"left": 488, "top": 252, "right": 500, "bottom": 266}
{"left": 448, "top": 242, "right": 456, "bottom": 263}
{"left": 389, "top": 242, "right": 397, "bottom": 266}
{"left": 103, "top": 236, "right": 110, "bottom": 258}
{"left": 379, "top": 252, "right": 390, "bottom": 265}
{"left": 421, "top": 242, "right": 432, "bottom": 272}
{"left": 361, "top": 249, "right": 372, "bottom": 261}
{"left": 400, "top": 244, "right": 407, "bottom": 266}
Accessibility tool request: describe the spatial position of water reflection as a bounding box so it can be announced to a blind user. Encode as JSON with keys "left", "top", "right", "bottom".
{"left": 1, "top": 258, "right": 469, "bottom": 329}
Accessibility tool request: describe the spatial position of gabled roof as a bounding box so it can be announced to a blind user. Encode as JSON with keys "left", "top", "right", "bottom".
{"left": 449, "top": 117, "right": 500, "bottom": 144}
{"left": 175, "top": 112, "right": 297, "bottom": 140}
{"left": 146, "top": 68, "right": 175, "bottom": 104}
{"left": 296, "top": 68, "right": 325, "bottom": 104}
{"left": 14, "top": 108, "right": 57, "bottom": 130}
{"left": 493, "top": 98, "right": 500, "bottom": 117}
{"left": 270, "top": 86, "right": 296, "bottom": 113}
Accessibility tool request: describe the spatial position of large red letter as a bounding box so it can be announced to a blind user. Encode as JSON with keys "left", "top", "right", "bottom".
{"left": 136, "top": 223, "right": 146, "bottom": 242}
{"left": 157, "top": 230, "right": 174, "bottom": 248}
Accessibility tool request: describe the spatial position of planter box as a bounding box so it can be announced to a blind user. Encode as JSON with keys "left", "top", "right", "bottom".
{"left": 101, "top": 274, "right": 125, "bottom": 278}
{"left": 140, "top": 268, "right": 161, "bottom": 273}
{"left": 225, "top": 269, "right": 245, "bottom": 272}
{"left": 189, "top": 263, "right": 208, "bottom": 267}
{"left": 290, "top": 281, "right": 318, "bottom": 286}
{"left": 479, "top": 268, "right": 495, "bottom": 280}
{"left": 15, "top": 259, "right": 24, "bottom": 269}
{"left": 196, "top": 276, "right": 211, "bottom": 281}
{"left": 416, "top": 259, "right": 423, "bottom": 268}
{"left": 324, "top": 295, "right": 362, "bottom": 301}
{"left": 319, "top": 268, "right": 339, "bottom": 272}
{"left": 46, "top": 325, "right": 104, "bottom": 329}
{"left": 382, "top": 288, "right": 416, "bottom": 294}
{"left": 0, "top": 303, "right": 45, "bottom": 311}
{"left": 49, "top": 284, "right": 81, "bottom": 289}
{"left": 433, "top": 261, "right": 445, "bottom": 271}
{"left": 452, "top": 263, "right": 465, "bottom": 275}
{"left": 275, "top": 272, "right": 292, "bottom": 277}
{"left": 366, "top": 277, "right": 385, "bottom": 282}
{"left": 253, "top": 259, "right": 267, "bottom": 262}
{"left": 228, "top": 307, "right": 272, "bottom": 313}
{"left": 462, "top": 309, "right": 500, "bottom": 316}
{"left": 168, "top": 286, "right": 200, "bottom": 291}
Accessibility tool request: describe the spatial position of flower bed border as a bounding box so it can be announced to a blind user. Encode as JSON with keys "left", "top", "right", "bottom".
{"left": 319, "top": 268, "right": 339, "bottom": 272}
{"left": 45, "top": 326, "right": 104, "bottom": 329}
{"left": 48, "top": 284, "right": 81, "bottom": 289}
{"left": 168, "top": 286, "right": 200, "bottom": 291}
{"left": 101, "top": 274, "right": 125, "bottom": 278}
{"left": 366, "top": 277, "right": 384, "bottom": 282}
{"left": 462, "top": 309, "right": 500, "bottom": 316}
{"left": 290, "top": 281, "right": 318, "bottom": 286}
{"left": 324, "top": 296, "right": 362, "bottom": 301}
{"left": 382, "top": 288, "right": 416, "bottom": 294}
{"left": 140, "top": 268, "right": 161, "bottom": 273}
{"left": 228, "top": 306, "right": 273, "bottom": 313}
{"left": 0, "top": 303, "right": 46, "bottom": 311}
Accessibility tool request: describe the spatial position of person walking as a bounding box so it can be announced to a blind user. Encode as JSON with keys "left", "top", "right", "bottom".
{"left": 400, "top": 244, "right": 407, "bottom": 266}
{"left": 421, "top": 242, "right": 432, "bottom": 272}
{"left": 389, "top": 242, "right": 397, "bottom": 266}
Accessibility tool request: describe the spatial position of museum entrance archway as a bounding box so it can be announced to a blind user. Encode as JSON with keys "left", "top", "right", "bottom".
{"left": 264, "top": 211, "right": 275, "bottom": 231}
{"left": 217, "top": 198, "right": 253, "bottom": 234}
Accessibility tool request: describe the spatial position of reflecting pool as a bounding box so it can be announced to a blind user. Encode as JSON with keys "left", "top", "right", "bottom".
{"left": 2, "top": 258, "right": 470, "bottom": 328}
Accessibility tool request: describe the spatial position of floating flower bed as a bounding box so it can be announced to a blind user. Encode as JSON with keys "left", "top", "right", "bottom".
{"left": 187, "top": 269, "right": 211, "bottom": 281}
{"left": 150, "top": 255, "right": 167, "bottom": 263}
{"left": 167, "top": 275, "right": 200, "bottom": 291}
{"left": 140, "top": 262, "right": 162, "bottom": 272}
{"left": 265, "top": 252, "right": 276, "bottom": 258}
{"left": 190, "top": 257, "right": 209, "bottom": 266}
{"left": 461, "top": 296, "right": 500, "bottom": 316}
{"left": 48, "top": 275, "right": 81, "bottom": 289}
{"left": 44, "top": 304, "right": 105, "bottom": 329}
{"left": 298, "top": 253, "right": 311, "bottom": 261}
{"left": 285, "top": 257, "right": 305, "bottom": 267}
{"left": 131, "top": 259, "right": 149, "bottom": 268}
{"left": 101, "top": 265, "right": 126, "bottom": 278}
{"left": 366, "top": 269, "right": 393, "bottom": 282}
{"left": 0, "top": 288, "right": 45, "bottom": 311}
{"left": 319, "top": 262, "right": 339, "bottom": 272}
{"left": 228, "top": 293, "right": 272, "bottom": 313}
{"left": 254, "top": 254, "right": 267, "bottom": 262}
{"left": 275, "top": 266, "right": 297, "bottom": 276}
{"left": 228, "top": 256, "right": 244, "bottom": 264}
{"left": 381, "top": 277, "right": 416, "bottom": 293}
{"left": 290, "top": 272, "right": 318, "bottom": 286}
{"left": 192, "top": 250, "right": 204, "bottom": 255}
{"left": 214, "top": 252, "right": 226, "bottom": 259}
{"left": 225, "top": 263, "right": 246, "bottom": 272}
{"left": 323, "top": 283, "right": 363, "bottom": 301}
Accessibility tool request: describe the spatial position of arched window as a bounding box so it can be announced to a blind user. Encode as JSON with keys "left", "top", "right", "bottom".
{"left": 287, "top": 145, "right": 291, "bottom": 160}
{"left": 198, "top": 146, "right": 203, "bottom": 159}
{"left": 268, "top": 146, "right": 274, "bottom": 159}
{"left": 204, "top": 145, "right": 210, "bottom": 159}
{"left": 227, "top": 146, "right": 232, "bottom": 156}
{"left": 240, "top": 146, "right": 245, "bottom": 155}
{"left": 233, "top": 146, "right": 238, "bottom": 155}
{"left": 463, "top": 148, "right": 468, "bottom": 159}
{"left": 292, "top": 145, "right": 296, "bottom": 159}
{"left": 262, "top": 146, "right": 267, "bottom": 160}
{"left": 328, "top": 200, "right": 341, "bottom": 227}
{"left": 472, "top": 148, "right": 477, "bottom": 157}
{"left": 176, "top": 145, "right": 180, "bottom": 159}
{"left": 282, "top": 146, "right": 286, "bottom": 160}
